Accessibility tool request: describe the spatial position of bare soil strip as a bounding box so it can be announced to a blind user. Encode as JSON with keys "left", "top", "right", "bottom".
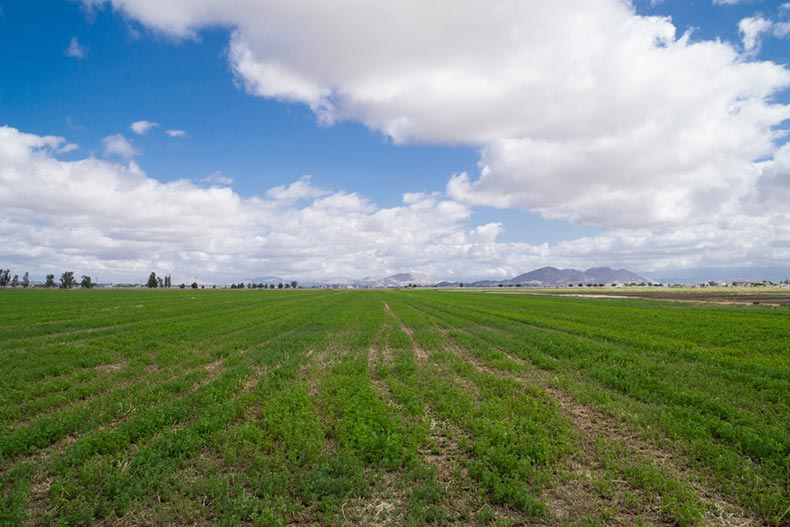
{"left": 190, "top": 357, "right": 225, "bottom": 392}
{"left": 435, "top": 324, "right": 759, "bottom": 526}
{"left": 382, "top": 302, "right": 428, "bottom": 361}
{"left": 483, "top": 289, "right": 790, "bottom": 306}
{"left": 338, "top": 470, "right": 406, "bottom": 527}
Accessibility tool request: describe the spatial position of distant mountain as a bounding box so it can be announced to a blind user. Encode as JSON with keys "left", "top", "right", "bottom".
{"left": 506, "top": 266, "right": 650, "bottom": 286}
{"left": 248, "top": 276, "right": 285, "bottom": 284}
{"left": 354, "top": 272, "right": 436, "bottom": 288}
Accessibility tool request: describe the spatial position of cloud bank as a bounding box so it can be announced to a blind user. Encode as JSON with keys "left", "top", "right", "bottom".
{"left": 5, "top": 0, "right": 790, "bottom": 279}
{"left": 2, "top": 125, "right": 789, "bottom": 282}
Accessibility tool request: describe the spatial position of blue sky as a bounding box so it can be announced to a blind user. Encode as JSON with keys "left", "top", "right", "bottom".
{"left": 1, "top": 0, "right": 789, "bottom": 282}
{"left": 2, "top": 0, "right": 601, "bottom": 245}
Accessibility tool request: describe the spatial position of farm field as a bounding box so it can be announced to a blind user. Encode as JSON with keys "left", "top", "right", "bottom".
{"left": 480, "top": 287, "right": 790, "bottom": 306}
{"left": 0, "top": 290, "right": 788, "bottom": 526}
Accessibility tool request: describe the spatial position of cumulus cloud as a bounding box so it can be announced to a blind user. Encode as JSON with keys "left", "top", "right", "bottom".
{"left": 2, "top": 125, "right": 789, "bottom": 283}
{"left": 266, "top": 176, "right": 329, "bottom": 202}
{"left": 739, "top": 16, "right": 774, "bottom": 52}
{"left": 130, "top": 120, "right": 159, "bottom": 135}
{"left": 102, "top": 134, "right": 138, "bottom": 159}
{"left": 21, "top": 0, "right": 784, "bottom": 276}
{"left": 739, "top": 5, "right": 790, "bottom": 53}
{"left": 165, "top": 129, "right": 186, "bottom": 137}
{"left": 201, "top": 170, "right": 234, "bottom": 185}
{"left": 64, "top": 36, "right": 88, "bottom": 59}
{"left": 81, "top": 0, "right": 790, "bottom": 230}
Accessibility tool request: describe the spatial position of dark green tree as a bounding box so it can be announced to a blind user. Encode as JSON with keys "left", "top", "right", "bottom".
{"left": 10, "top": 275, "right": 19, "bottom": 287}
{"left": 45, "top": 274, "right": 55, "bottom": 288}
{"left": 0, "top": 269, "right": 10, "bottom": 286}
{"left": 277, "top": 282, "right": 283, "bottom": 289}
{"left": 147, "top": 272, "right": 158, "bottom": 288}
{"left": 22, "top": 272, "right": 30, "bottom": 288}
{"left": 291, "top": 281, "right": 297, "bottom": 289}
{"left": 191, "top": 282, "right": 198, "bottom": 289}
{"left": 80, "top": 276, "right": 94, "bottom": 289}
{"left": 60, "top": 271, "right": 75, "bottom": 289}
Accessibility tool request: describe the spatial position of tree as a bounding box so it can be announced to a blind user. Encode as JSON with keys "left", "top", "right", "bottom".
{"left": 60, "top": 271, "right": 75, "bottom": 289}
{"left": 191, "top": 282, "right": 198, "bottom": 289}
{"left": 45, "top": 274, "right": 55, "bottom": 288}
{"left": 157, "top": 276, "right": 164, "bottom": 288}
{"left": 147, "top": 272, "right": 158, "bottom": 288}
{"left": 22, "top": 272, "right": 30, "bottom": 288}
{"left": 291, "top": 280, "right": 298, "bottom": 289}
{"left": 80, "top": 275, "right": 94, "bottom": 289}
{"left": 11, "top": 275, "right": 19, "bottom": 287}
{"left": 179, "top": 283, "right": 186, "bottom": 289}
{"left": 0, "top": 269, "right": 10, "bottom": 286}
{"left": 459, "top": 282, "right": 464, "bottom": 288}
{"left": 164, "top": 275, "right": 171, "bottom": 288}
{"left": 278, "top": 282, "right": 283, "bottom": 289}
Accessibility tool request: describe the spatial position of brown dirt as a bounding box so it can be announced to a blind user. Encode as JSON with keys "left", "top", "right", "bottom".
{"left": 336, "top": 471, "right": 407, "bottom": 527}
{"left": 190, "top": 358, "right": 224, "bottom": 392}
{"left": 485, "top": 289, "right": 790, "bottom": 306}
{"left": 95, "top": 359, "right": 129, "bottom": 374}
{"left": 437, "top": 325, "right": 760, "bottom": 526}
{"left": 382, "top": 302, "right": 428, "bottom": 361}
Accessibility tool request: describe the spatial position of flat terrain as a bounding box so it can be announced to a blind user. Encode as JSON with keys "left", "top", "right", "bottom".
{"left": 483, "top": 287, "right": 790, "bottom": 306}
{"left": 0, "top": 290, "right": 788, "bottom": 526}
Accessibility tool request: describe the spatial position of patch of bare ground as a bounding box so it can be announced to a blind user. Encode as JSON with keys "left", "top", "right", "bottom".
{"left": 439, "top": 327, "right": 760, "bottom": 526}
{"left": 95, "top": 359, "right": 129, "bottom": 374}
{"left": 382, "top": 302, "right": 428, "bottom": 361}
{"left": 22, "top": 433, "right": 80, "bottom": 526}
{"left": 334, "top": 472, "right": 407, "bottom": 527}
{"left": 366, "top": 326, "right": 393, "bottom": 402}
{"left": 190, "top": 357, "right": 225, "bottom": 392}
{"left": 542, "top": 383, "right": 754, "bottom": 522}
{"left": 418, "top": 407, "right": 523, "bottom": 526}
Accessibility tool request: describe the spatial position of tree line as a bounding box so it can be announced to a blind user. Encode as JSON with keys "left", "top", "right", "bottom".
{"left": 2, "top": 268, "right": 302, "bottom": 290}
{"left": 0, "top": 269, "right": 94, "bottom": 288}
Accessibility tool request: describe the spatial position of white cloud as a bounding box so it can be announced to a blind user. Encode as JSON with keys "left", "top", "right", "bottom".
{"left": 64, "top": 36, "right": 88, "bottom": 59}
{"left": 201, "top": 170, "right": 234, "bottom": 185}
{"left": 739, "top": 6, "right": 790, "bottom": 52}
{"left": 81, "top": 0, "right": 790, "bottom": 230}
{"left": 36, "top": 0, "right": 789, "bottom": 275}
{"left": 2, "top": 125, "right": 789, "bottom": 283}
{"left": 266, "top": 175, "right": 328, "bottom": 202}
{"left": 130, "top": 120, "right": 159, "bottom": 135}
{"left": 165, "top": 129, "right": 186, "bottom": 137}
{"left": 739, "top": 16, "right": 774, "bottom": 52}
{"left": 102, "top": 134, "right": 138, "bottom": 159}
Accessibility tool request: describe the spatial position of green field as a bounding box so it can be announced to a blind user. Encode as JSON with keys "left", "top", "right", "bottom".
{"left": 1, "top": 290, "right": 788, "bottom": 526}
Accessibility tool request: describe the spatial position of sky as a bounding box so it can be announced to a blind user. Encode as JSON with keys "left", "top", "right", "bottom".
{"left": 1, "top": 0, "right": 789, "bottom": 284}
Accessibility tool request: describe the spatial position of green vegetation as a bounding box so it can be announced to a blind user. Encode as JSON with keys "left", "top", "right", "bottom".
{"left": 0, "top": 289, "right": 787, "bottom": 526}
